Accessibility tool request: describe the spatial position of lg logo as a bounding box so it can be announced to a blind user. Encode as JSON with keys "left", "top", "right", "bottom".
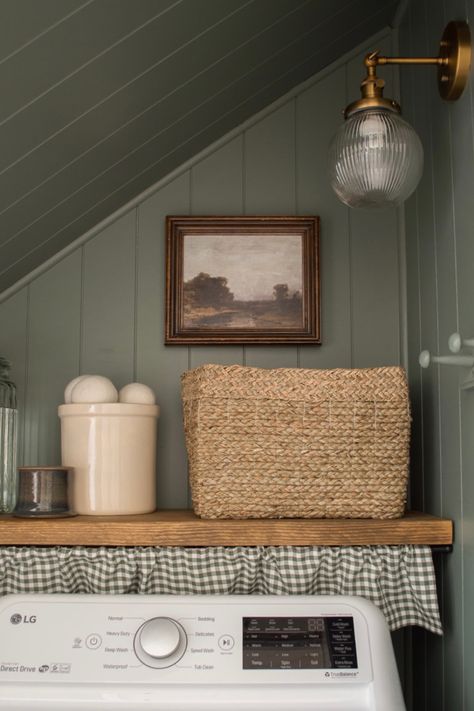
{"left": 10, "top": 614, "right": 37, "bottom": 625}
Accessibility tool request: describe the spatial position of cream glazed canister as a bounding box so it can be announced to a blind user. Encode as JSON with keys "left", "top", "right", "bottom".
{"left": 58, "top": 402, "right": 159, "bottom": 515}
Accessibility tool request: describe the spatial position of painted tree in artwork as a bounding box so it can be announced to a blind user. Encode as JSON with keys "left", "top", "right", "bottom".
{"left": 273, "top": 283, "right": 302, "bottom": 304}
{"left": 184, "top": 272, "right": 234, "bottom": 307}
{"left": 273, "top": 283, "right": 289, "bottom": 302}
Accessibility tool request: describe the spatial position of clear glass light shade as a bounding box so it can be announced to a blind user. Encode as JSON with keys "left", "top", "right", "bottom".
{"left": 328, "top": 108, "right": 424, "bottom": 208}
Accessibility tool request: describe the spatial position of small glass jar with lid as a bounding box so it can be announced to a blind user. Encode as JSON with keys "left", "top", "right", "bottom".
{"left": 0, "top": 356, "right": 18, "bottom": 513}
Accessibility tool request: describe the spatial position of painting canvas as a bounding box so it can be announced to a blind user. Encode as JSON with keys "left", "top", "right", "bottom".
{"left": 165, "top": 216, "right": 320, "bottom": 344}
{"left": 183, "top": 233, "right": 304, "bottom": 329}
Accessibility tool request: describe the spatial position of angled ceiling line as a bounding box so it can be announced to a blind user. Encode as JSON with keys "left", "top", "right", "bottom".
{"left": 0, "top": 0, "right": 185, "bottom": 130}
{"left": 0, "top": 15, "right": 393, "bottom": 267}
{"left": 0, "top": 0, "right": 95, "bottom": 67}
{"left": 2, "top": 0, "right": 375, "bottom": 183}
{"left": 0, "top": 0, "right": 372, "bottom": 224}
{"left": 0, "top": 10, "right": 392, "bottom": 260}
{"left": 0, "top": 0, "right": 314, "bottom": 220}
{"left": 0, "top": 22, "right": 393, "bottom": 300}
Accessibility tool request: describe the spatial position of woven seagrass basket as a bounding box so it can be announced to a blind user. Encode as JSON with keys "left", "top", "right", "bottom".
{"left": 181, "top": 364, "right": 410, "bottom": 520}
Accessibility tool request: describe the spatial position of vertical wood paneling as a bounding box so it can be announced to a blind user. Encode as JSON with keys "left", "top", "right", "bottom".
{"left": 296, "top": 67, "right": 352, "bottom": 370}
{"left": 460, "top": 0, "right": 474, "bottom": 704}
{"left": 243, "top": 102, "right": 299, "bottom": 369}
{"left": 398, "top": 11, "right": 426, "bottom": 711}
{"left": 0, "top": 27, "right": 411, "bottom": 698}
{"left": 24, "top": 253, "right": 82, "bottom": 464}
{"left": 184, "top": 138, "right": 245, "bottom": 508}
{"left": 189, "top": 136, "right": 244, "bottom": 370}
{"left": 0, "top": 28, "right": 408, "bottom": 515}
{"left": 190, "top": 136, "right": 244, "bottom": 215}
{"left": 401, "top": 0, "right": 474, "bottom": 707}
{"left": 81, "top": 212, "right": 136, "bottom": 387}
{"left": 391, "top": 628, "right": 407, "bottom": 700}
{"left": 0, "top": 34, "right": 411, "bottom": 702}
{"left": 406, "top": 3, "right": 444, "bottom": 708}
{"left": 136, "top": 174, "right": 190, "bottom": 509}
{"left": 409, "top": 0, "right": 442, "bottom": 518}
{"left": 461, "top": 391, "right": 474, "bottom": 711}
{"left": 451, "top": 0, "right": 474, "bottom": 708}
{"left": 244, "top": 102, "right": 296, "bottom": 216}
{"left": 0, "top": 31, "right": 408, "bottom": 507}
{"left": 0, "top": 1, "right": 403, "bottom": 295}
{"left": 349, "top": 205, "right": 401, "bottom": 367}
{"left": 425, "top": 1, "right": 463, "bottom": 707}
{"left": 346, "top": 36, "right": 402, "bottom": 368}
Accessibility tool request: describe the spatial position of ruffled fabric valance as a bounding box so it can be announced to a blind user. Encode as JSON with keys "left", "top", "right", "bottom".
{"left": 0, "top": 545, "right": 442, "bottom": 634}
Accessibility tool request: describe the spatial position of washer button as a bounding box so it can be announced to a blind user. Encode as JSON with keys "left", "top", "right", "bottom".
{"left": 218, "top": 634, "right": 235, "bottom": 651}
{"left": 139, "top": 618, "right": 182, "bottom": 659}
{"left": 86, "top": 633, "right": 102, "bottom": 650}
{"left": 134, "top": 617, "right": 187, "bottom": 668}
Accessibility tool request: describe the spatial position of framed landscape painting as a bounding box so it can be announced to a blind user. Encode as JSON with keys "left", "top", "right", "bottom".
{"left": 165, "top": 216, "right": 320, "bottom": 345}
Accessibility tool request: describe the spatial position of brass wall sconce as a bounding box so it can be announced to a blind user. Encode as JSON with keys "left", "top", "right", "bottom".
{"left": 328, "top": 21, "right": 471, "bottom": 208}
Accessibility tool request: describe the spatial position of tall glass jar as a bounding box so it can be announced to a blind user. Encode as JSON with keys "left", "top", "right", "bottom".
{"left": 0, "top": 357, "right": 18, "bottom": 513}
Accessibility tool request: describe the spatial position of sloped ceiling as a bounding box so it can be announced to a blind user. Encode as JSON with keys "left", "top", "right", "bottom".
{"left": 0, "top": 0, "right": 398, "bottom": 293}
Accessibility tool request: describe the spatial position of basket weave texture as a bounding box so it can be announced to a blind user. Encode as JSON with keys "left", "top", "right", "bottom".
{"left": 181, "top": 364, "right": 410, "bottom": 520}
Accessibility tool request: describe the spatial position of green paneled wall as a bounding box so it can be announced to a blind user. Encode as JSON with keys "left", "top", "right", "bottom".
{"left": 399, "top": 1, "right": 474, "bottom": 709}
{"left": 0, "top": 26, "right": 409, "bottom": 697}
{"left": 0, "top": 29, "right": 404, "bottom": 495}
{"left": 0, "top": 24, "right": 415, "bottom": 703}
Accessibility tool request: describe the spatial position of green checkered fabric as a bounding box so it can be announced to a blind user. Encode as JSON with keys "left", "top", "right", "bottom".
{"left": 0, "top": 545, "right": 441, "bottom": 634}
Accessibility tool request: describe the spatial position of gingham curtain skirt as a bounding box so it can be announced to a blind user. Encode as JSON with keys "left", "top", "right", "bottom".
{"left": 0, "top": 545, "right": 442, "bottom": 634}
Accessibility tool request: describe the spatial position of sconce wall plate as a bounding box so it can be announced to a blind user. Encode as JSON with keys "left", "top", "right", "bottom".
{"left": 438, "top": 21, "right": 471, "bottom": 100}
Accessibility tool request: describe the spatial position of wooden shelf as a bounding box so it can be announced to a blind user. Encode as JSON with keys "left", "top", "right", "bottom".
{"left": 0, "top": 510, "right": 452, "bottom": 547}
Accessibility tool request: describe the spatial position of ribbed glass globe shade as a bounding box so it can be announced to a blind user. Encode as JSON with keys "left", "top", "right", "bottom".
{"left": 328, "top": 108, "right": 424, "bottom": 208}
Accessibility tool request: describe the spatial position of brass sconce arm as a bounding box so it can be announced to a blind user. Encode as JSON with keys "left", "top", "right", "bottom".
{"left": 345, "top": 21, "right": 471, "bottom": 117}
{"left": 373, "top": 56, "right": 444, "bottom": 66}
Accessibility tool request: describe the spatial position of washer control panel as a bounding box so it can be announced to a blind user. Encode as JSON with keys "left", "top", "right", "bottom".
{"left": 0, "top": 595, "right": 372, "bottom": 685}
{"left": 243, "top": 615, "right": 357, "bottom": 670}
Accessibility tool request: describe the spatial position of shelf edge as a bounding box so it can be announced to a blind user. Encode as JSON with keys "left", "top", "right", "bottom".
{"left": 0, "top": 511, "right": 453, "bottom": 547}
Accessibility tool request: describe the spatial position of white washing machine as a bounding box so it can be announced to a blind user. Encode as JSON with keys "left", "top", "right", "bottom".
{"left": 0, "top": 594, "right": 405, "bottom": 710}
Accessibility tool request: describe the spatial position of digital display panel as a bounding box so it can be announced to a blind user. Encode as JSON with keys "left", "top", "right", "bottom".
{"left": 242, "top": 616, "right": 357, "bottom": 670}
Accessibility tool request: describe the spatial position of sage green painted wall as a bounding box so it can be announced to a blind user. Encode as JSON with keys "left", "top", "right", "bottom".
{"left": 399, "top": 2, "right": 474, "bottom": 710}
{"left": 0, "top": 27, "right": 409, "bottom": 696}
{"left": 0, "top": 0, "right": 399, "bottom": 293}
{"left": 0, "top": 28, "right": 403, "bottom": 498}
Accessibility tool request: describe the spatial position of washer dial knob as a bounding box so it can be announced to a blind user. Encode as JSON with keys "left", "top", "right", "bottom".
{"left": 134, "top": 617, "right": 187, "bottom": 668}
